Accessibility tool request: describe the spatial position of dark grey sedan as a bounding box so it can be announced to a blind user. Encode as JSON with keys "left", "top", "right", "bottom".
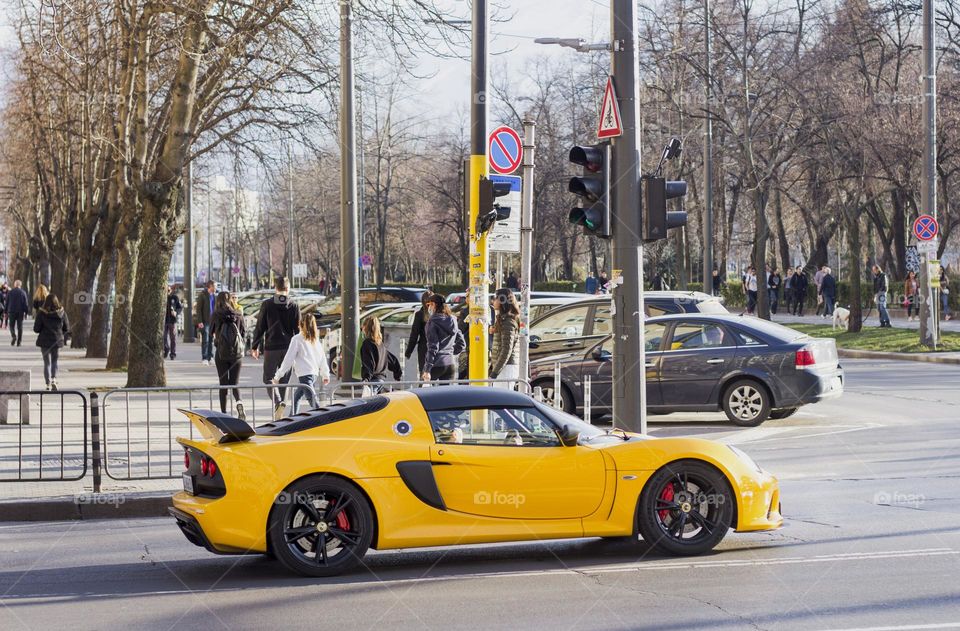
{"left": 529, "top": 314, "right": 844, "bottom": 426}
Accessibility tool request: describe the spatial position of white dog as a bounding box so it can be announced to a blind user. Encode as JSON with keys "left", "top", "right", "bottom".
{"left": 832, "top": 306, "right": 851, "bottom": 330}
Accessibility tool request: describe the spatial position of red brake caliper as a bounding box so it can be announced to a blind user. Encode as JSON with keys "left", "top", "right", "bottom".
{"left": 658, "top": 482, "right": 675, "bottom": 521}
{"left": 329, "top": 500, "right": 350, "bottom": 531}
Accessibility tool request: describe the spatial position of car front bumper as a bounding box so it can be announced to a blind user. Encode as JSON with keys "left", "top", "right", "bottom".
{"left": 735, "top": 471, "right": 783, "bottom": 532}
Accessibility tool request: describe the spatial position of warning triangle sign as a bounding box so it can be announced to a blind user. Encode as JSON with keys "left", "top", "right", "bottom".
{"left": 597, "top": 76, "right": 622, "bottom": 139}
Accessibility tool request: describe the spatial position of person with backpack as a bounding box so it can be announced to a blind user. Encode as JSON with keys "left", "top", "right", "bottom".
{"left": 210, "top": 291, "right": 246, "bottom": 419}
{"left": 273, "top": 313, "right": 330, "bottom": 413}
{"left": 251, "top": 276, "right": 301, "bottom": 419}
{"left": 489, "top": 287, "right": 520, "bottom": 385}
{"left": 33, "top": 293, "right": 70, "bottom": 390}
{"left": 360, "top": 316, "right": 402, "bottom": 393}
{"left": 422, "top": 294, "right": 466, "bottom": 383}
{"left": 163, "top": 284, "right": 183, "bottom": 360}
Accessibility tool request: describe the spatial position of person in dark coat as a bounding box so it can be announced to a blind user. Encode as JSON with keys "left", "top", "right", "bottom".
{"left": 360, "top": 316, "right": 402, "bottom": 393}
{"left": 422, "top": 294, "right": 466, "bottom": 383}
{"left": 820, "top": 267, "right": 837, "bottom": 317}
{"left": 405, "top": 291, "right": 433, "bottom": 374}
{"left": 251, "top": 276, "right": 301, "bottom": 418}
{"left": 195, "top": 280, "right": 217, "bottom": 365}
{"left": 33, "top": 293, "right": 70, "bottom": 390}
{"left": 163, "top": 285, "right": 183, "bottom": 360}
{"left": 505, "top": 271, "right": 520, "bottom": 290}
{"left": 6, "top": 280, "right": 29, "bottom": 346}
{"left": 791, "top": 269, "right": 809, "bottom": 316}
{"left": 210, "top": 291, "right": 247, "bottom": 419}
{"left": 0, "top": 283, "right": 8, "bottom": 328}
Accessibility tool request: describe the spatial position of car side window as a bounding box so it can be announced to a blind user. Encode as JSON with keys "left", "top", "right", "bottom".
{"left": 532, "top": 306, "right": 589, "bottom": 341}
{"left": 735, "top": 330, "right": 765, "bottom": 346}
{"left": 669, "top": 323, "right": 729, "bottom": 350}
{"left": 593, "top": 304, "right": 612, "bottom": 335}
{"left": 645, "top": 303, "right": 671, "bottom": 317}
{"left": 645, "top": 323, "right": 667, "bottom": 352}
{"left": 428, "top": 408, "right": 560, "bottom": 447}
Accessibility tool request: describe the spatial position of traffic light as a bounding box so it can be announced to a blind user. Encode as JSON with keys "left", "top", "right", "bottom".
{"left": 568, "top": 143, "right": 612, "bottom": 238}
{"left": 642, "top": 175, "right": 688, "bottom": 242}
{"left": 476, "top": 177, "right": 512, "bottom": 235}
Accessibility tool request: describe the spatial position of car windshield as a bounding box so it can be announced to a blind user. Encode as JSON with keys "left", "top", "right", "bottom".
{"left": 533, "top": 401, "right": 606, "bottom": 442}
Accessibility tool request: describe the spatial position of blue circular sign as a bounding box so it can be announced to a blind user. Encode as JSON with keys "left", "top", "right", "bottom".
{"left": 913, "top": 214, "right": 938, "bottom": 241}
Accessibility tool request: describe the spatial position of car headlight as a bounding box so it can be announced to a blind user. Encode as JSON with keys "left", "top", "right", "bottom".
{"left": 728, "top": 445, "right": 763, "bottom": 474}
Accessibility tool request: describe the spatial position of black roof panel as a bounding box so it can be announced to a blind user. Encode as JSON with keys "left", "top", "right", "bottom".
{"left": 412, "top": 386, "right": 535, "bottom": 411}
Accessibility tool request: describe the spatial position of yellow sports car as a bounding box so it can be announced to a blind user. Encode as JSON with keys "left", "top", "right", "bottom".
{"left": 170, "top": 386, "right": 782, "bottom": 577}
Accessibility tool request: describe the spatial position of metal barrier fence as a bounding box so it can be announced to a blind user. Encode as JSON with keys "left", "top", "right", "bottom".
{"left": 98, "top": 383, "right": 316, "bottom": 482}
{"left": 0, "top": 390, "right": 88, "bottom": 482}
{"left": 329, "top": 378, "right": 534, "bottom": 399}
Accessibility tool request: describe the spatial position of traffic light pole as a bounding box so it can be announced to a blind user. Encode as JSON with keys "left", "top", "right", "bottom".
{"left": 519, "top": 117, "right": 536, "bottom": 382}
{"left": 467, "top": 0, "right": 490, "bottom": 382}
{"left": 610, "top": 0, "right": 647, "bottom": 434}
{"left": 339, "top": 0, "right": 360, "bottom": 381}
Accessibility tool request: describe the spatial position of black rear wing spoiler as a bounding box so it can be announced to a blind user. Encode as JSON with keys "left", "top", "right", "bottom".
{"left": 179, "top": 409, "right": 255, "bottom": 443}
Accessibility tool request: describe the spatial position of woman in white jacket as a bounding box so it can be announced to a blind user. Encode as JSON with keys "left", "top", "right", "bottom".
{"left": 272, "top": 314, "right": 330, "bottom": 413}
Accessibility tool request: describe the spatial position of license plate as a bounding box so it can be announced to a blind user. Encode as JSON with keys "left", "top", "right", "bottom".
{"left": 182, "top": 473, "right": 195, "bottom": 494}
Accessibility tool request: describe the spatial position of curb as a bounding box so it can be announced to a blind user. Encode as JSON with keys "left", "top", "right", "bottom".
{"left": 838, "top": 348, "right": 960, "bottom": 365}
{"left": 0, "top": 492, "right": 172, "bottom": 522}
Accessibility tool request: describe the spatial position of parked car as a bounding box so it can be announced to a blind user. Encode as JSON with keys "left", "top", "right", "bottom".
{"left": 529, "top": 314, "right": 843, "bottom": 426}
{"left": 527, "top": 291, "right": 726, "bottom": 363}
{"left": 323, "top": 302, "right": 420, "bottom": 376}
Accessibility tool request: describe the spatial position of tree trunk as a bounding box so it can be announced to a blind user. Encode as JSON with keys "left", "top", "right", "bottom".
{"left": 846, "top": 213, "right": 864, "bottom": 333}
{"left": 752, "top": 185, "right": 770, "bottom": 320}
{"left": 68, "top": 251, "right": 101, "bottom": 348}
{"left": 773, "top": 186, "right": 791, "bottom": 273}
{"left": 87, "top": 248, "right": 117, "bottom": 358}
{"left": 106, "top": 236, "right": 139, "bottom": 369}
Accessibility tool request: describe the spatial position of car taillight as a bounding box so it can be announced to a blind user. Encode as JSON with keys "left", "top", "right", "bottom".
{"left": 184, "top": 450, "right": 190, "bottom": 470}
{"left": 207, "top": 461, "right": 217, "bottom": 477}
{"left": 200, "top": 456, "right": 209, "bottom": 476}
{"left": 795, "top": 348, "right": 816, "bottom": 368}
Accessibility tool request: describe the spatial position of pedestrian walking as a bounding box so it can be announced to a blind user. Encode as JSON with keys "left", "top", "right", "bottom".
{"left": 904, "top": 271, "right": 920, "bottom": 321}
{"left": 743, "top": 266, "right": 758, "bottom": 315}
{"left": 422, "top": 294, "right": 466, "bottom": 383}
{"left": 163, "top": 284, "right": 183, "bottom": 360}
{"left": 783, "top": 267, "right": 794, "bottom": 314}
{"left": 585, "top": 274, "right": 599, "bottom": 295}
{"left": 210, "top": 291, "right": 246, "bottom": 419}
{"left": 405, "top": 290, "right": 433, "bottom": 375}
{"left": 195, "top": 280, "right": 217, "bottom": 365}
{"left": 821, "top": 267, "right": 837, "bottom": 317}
{"left": 456, "top": 305, "right": 470, "bottom": 380}
{"left": 0, "top": 282, "right": 7, "bottom": 329}
{"left": 872, "top": 265, "right": 892, "bottom": 328}
{"left": 598, "top": 271, "right": 609, "bottom": 294}
{"left": 940, "top": 266, "right": 952, "bottom": 320}
{"left": 360, "top": 316, "right": 402, "bottom": 394}
{"left": 273, "top": 313, "right": 330, "bottom": 414}
{"left": 6, "top": 280, "right": 29, "bottom": 346}
{"left": 251, "top": 276, "right": 301, "bottom": 419}
{"left": 711, "top": 268, "right": 724, "bottom": 297}
{"left": 814, "top": 265, "right": 826, "bottom": 316}
{"left": 33, "top": 293, "right": 70, "bottom": 390}
{"left": 489, "top": 288, "right": 520, "bottom": 386}
{"left": 652, "top": 272, "right": 665, "bottom": 291}
{"left": 505, "top": 271, "right": 520, "bottom": 290}
{"left": 32, "top": 283, "right": 49, "bottom": 313}
{"left": 768, "top": 266, "right": 782, "bottom": 315}
{"left": 791, "top": 268, "right": 808, "bottom": 316}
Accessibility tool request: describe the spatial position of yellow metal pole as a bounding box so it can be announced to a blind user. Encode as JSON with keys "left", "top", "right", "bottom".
{"left": 468, "top": 154, "right": 490, "bottom": 383}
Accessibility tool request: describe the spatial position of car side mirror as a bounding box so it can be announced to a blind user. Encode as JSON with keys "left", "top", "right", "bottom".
{"left": 529, "top": 335, "right": 541, "bottom": 348}
{"left": 592, "top": 348, "right": 612, "bottom": 362}
{"left": 557, "top": 424, "right": 580, "bottom": 447}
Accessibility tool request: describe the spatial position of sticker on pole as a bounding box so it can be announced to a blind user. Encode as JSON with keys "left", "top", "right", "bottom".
{"left": 488, "top": 126, "right": 523, "bottom": 175}
{"left": 597, "top": 76, "right": 623, "bottom": 139}
{"left": 913, "top": 214, "right": 939, "bottom": 241}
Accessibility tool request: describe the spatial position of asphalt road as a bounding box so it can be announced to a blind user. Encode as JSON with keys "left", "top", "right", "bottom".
{"left": 2, "top": 359, "right": 960, "bottom": 631}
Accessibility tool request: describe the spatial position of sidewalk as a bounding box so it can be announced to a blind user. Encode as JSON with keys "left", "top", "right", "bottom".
{"left": 770, "top": 311, "right": 960, "bottom": 332}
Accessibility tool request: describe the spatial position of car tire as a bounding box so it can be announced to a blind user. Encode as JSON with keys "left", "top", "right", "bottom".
{"left": 268, "top": 475, "right": 374, "bottom": 577}
{"left": 769, "top": 407, "right": 799, "bottom": 420}
{"left": 636, "top": 460, "right": 734, "bottom": 556}
{"left": 722, "top": 379, "right": 771, "bottom": 427}
{"left": 533, "top": 379, "right": 575, "bottom": 415}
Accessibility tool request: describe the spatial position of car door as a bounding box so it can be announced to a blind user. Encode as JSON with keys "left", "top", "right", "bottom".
{"left": 528, "top": 303, "right": 591, "bottom": 361}
{"left": 427, "top": 406, "right": 606, "bottom": 519}
{"left": 658, "top": 320, "right": 739, "bottom": 407}
{"left": 581, "top": 322, "right": 666, "bottom": 411}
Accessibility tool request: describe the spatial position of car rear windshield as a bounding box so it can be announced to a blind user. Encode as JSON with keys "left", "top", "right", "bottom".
{"left": 735, "top": 318, "right": 810, "bottom": 344}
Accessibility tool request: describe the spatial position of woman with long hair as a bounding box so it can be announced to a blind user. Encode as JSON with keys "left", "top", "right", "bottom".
{"left": 405, "top": 290, "right": 433, "bottom": 374}
{"left": 905, "top": 270, "right": 920, "bottom": 321}
{"left": 422, "top": 294, "right": 465, "bottom": 383}
{"left": 32, "top": 283, "right": 49, "bottom": 313}
{"left": 489, "top": 288, "right": 521, "bottom": 385}
{"left": 274, "top": 313, "right": 330, "bottom": 413}
{"left": 210, "top": 291, "right": 246, "bottom": 419}
{"left": 33, "top": 293, "right": 70, "bottom": 390}
{"left": 360, "top": 316, "right": 402, "bottom": 393}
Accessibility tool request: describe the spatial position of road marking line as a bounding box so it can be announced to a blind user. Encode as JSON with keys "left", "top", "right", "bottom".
{"left": 818, "top": 624, "right": 960, "bottom": 631}
{"left": 728, "top": 423, "right": 882, "bottom": 445}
